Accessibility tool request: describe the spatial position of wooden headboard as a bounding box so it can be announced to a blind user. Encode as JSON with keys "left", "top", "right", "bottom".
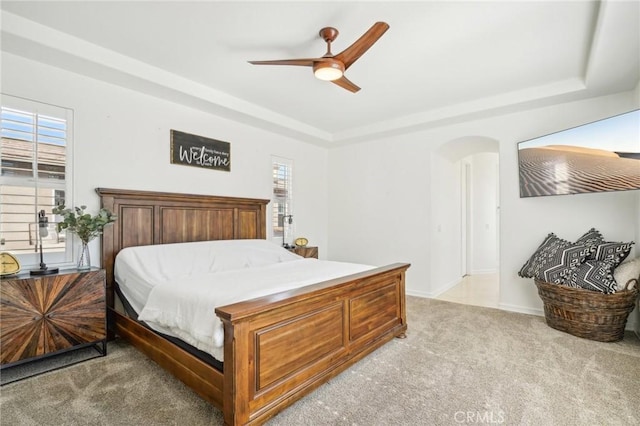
{"left": 96, "top": 188, "right": 269, "bottom": 308}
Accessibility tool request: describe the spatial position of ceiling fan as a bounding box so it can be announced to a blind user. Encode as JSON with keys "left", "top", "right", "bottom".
{"left": 248, "top": 22, "right": 389, "bottom": 93}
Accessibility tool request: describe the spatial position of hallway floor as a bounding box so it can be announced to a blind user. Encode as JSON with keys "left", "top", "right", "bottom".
{"left": 435, "top": 273, "right": 499, "bottom": 309}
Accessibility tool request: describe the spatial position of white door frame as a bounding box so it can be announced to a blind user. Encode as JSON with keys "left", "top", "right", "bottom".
{"left": 460, "top": 161, "right": 471, "bottom": 277}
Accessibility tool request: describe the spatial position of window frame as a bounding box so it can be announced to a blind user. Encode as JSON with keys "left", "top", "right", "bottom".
{"left": 271, "top": 156, "right": 294, "bottom": 247}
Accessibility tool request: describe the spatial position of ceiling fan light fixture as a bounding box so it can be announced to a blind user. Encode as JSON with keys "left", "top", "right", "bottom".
{"left": 313, "top": 61, "right": 344, "bottom": 81}
{"left": 248, "top": 22, "right": 389, "bottom": 92}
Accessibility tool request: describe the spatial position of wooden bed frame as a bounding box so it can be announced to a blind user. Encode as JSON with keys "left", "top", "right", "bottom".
{"left": 97, "top": 188, "right": 409, "bottom": 425}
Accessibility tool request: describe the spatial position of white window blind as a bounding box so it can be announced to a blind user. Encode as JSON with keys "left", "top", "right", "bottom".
{"left": 0, "top": 96, "right": 73, "bottom": 266}
{"left": 271, "top": 157, "right": 293, "bottom": 246}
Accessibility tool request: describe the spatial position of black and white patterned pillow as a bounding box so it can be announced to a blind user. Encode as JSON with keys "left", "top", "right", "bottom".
{"left": 518, "top": 234, "right": 556, "bottom": 278}
{"left": 518, "top": 233, "right": 591, "bottom": 283}
{"left": 575, "top": 228, "right": 603, "bottom": 258}
{"left": 576, "top": 228, "right": 634, "bottom": 266}
{"left": 566, "top": 260, "right": 617, "bottom": 294}
{"left": 591, "top": 241, "right": 634, "bottom": 267}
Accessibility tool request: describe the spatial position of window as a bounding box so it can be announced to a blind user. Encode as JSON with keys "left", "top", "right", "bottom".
{"left": 0, "top": 96, "right": 73, "bottom": 267}
{"left": 271, "top": 156, "right": 293, "bottom": 246}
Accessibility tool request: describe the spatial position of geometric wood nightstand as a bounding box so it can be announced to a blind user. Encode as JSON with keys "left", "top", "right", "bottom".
{"left": 288, "top": 246, "right": 319, "bottom": 259}
{"left": 0, "top": 269, "right": 107, "bottom": 369}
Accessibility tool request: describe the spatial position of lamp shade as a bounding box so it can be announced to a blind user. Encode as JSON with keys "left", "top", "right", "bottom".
{"left": 313, "top": 60, "right": 344, "bottom": 81}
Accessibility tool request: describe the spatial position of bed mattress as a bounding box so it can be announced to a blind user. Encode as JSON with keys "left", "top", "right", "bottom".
{"left": 115, "top": 239, "right": 373, "bottom": 361}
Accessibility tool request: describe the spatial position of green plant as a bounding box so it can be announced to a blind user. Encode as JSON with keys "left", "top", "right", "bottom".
{"left": 52, "top": 204, "right": 117, "bottom": 244}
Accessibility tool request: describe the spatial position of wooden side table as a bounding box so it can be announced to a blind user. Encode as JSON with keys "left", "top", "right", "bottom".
{"left": 0, "top": 268, "right": 107, "bottom": 369}
{"left": 289, "top": 246, "right": 318, "bottom": 259}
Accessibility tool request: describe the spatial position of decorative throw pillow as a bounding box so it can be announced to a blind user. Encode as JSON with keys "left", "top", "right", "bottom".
{"left": 613, "top": 256, "right": 640, "bottom": 291}
{"left": 575, "top": 228, "right": 604, "bottom": 258}
{"left": 576, "top": 228, "right": 634, "bottom": 266}
{"left": 566, "top": 260, "right": 617, "bottom": 294}
{"left": 518, "top": 233, "right": 590, "bottom": 283}
{"left": 518, "top": 233, "right": 556, "bottom": 279}
{"left": 591, "top": 241, "right": 634, "bottom": 267}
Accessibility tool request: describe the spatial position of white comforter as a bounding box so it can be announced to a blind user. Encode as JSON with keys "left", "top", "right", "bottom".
{"left": 115, "top": 239, "right": 305, "bottom": 313}
{"left": 136, "top": 257, "right": 373, "bottom": 361}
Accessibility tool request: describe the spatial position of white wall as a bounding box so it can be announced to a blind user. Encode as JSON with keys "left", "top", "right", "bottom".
{"left": 469, "top": 152, "right": 499, "bottom": 274}
{"left": 328, "top": 90, "right": 639, "bottom": 319}
{"left": 327, "top": 134, "right": 433, "bottom": 296}
{"left": 1, "top": 53, "right": 329, "bottom": 266}
{"left": 429, "top": 151, "right": 462, "bottom": 295}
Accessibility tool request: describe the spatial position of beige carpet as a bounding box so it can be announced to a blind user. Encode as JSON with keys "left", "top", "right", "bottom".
{"left": 1, "top": 297, "right": 639, "bottom": 425}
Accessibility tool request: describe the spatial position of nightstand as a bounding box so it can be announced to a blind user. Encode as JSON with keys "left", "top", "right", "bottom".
{"left": 0, "top": 268, "right": 107, "bottom": 370}
{"left": 289, "top": 246, "right": 318, "bottom": 259}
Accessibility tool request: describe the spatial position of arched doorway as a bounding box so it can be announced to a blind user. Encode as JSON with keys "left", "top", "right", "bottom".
{"left": 431, "top": 136, "right": 500, "bottom": 308}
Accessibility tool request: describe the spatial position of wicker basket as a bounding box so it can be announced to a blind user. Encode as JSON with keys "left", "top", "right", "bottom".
{"left": 534, "top": 278, "right": 639, "bottom": 342}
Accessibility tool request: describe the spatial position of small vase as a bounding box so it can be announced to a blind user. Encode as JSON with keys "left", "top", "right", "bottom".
{"left": 77, "top": 241, "right": 91, "bottom": 270}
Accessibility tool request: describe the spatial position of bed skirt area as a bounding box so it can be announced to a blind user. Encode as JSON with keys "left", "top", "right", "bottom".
{"left": 114, "top": 285, "right": 223, "bottom": 371}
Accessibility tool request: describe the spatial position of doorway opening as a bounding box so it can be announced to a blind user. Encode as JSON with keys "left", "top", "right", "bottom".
{"left": 432, "top": 137, "right": 500, "bottom": 309}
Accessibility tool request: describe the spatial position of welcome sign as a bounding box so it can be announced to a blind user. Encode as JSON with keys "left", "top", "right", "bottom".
{"left": 170, "top": 130, "right": 231, "bottom": 172}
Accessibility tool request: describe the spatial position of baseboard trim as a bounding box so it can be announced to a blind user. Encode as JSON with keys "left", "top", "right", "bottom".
{"left": 470, "top": 269, "right": 498, "bottom": 275}
{"left": 429, "top": 278, "right": 462, "bottom": 298}
{"left": 406, "top": 289, "right": 433, "bottom": 299}
{"left": 407, "top": 278, "right": 462, "bottom": 299}
{"left": 498, "top": 302, "right": 543, "bottom": 317}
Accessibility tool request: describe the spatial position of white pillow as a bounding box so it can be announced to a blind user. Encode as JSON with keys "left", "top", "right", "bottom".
{"left": 116, "top": 239, "right": 302, "bottom": 283}
{"left": 210, "top": 239, "right": 302, "bottom": 269}
{"left": 614, "top": 256, "right": 640, "bottom": 291}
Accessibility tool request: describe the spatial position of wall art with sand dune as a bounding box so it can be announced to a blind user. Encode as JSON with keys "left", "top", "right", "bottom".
{"left": 518, "top": 110, "right": 640, "bottom": 198}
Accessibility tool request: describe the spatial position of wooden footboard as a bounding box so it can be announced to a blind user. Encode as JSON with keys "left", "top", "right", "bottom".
{"left": 216, "top": 263, "right": 409, "bottom": 425}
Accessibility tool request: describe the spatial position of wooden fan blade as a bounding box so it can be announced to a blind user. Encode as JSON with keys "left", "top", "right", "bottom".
{"left": 334, "top": 22, "right": 389, "bottom": 70}
{"left": 248, "top": 58, "right": 322, "bottom": 67}
{"left": 332, "top": 75, "right": 361, "bottom": 93}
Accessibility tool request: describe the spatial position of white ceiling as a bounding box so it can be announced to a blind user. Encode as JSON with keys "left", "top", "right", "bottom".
{"left": 1, "top": 1, "right": 639, "bottom": 147}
